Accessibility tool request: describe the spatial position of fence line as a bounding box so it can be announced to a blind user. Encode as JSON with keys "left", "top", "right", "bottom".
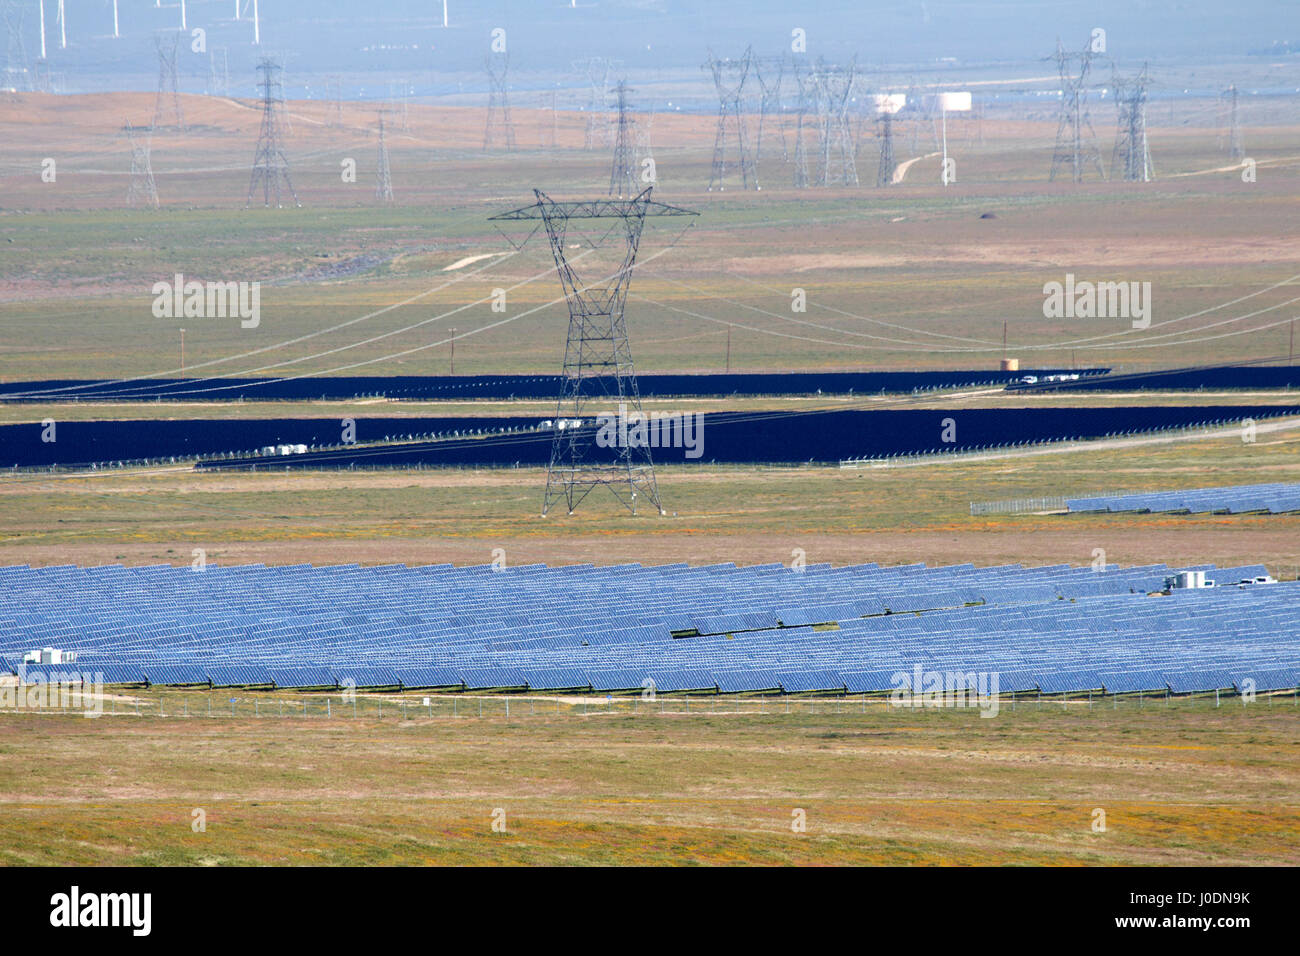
{"left": 3, "top": 687, "right": 1294, "bottom": 720}
{"left": 970, "top": 496, "right": 1068, "bottom": 516}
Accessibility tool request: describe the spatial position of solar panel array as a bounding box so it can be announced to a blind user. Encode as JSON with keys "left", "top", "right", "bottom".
{"left": 2, "top": 560, "right": 1297, "bottom": 695}
{"left": 1068, "top": 482, "right": 1300, "bottom": 515}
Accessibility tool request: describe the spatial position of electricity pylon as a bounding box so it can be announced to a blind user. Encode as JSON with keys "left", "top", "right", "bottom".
{"left": 246, "top": 57, "right": 300, "bottom": 207}
{"left": 1048, "top": 38, "right": 1105, "bottom": 182}
{"left": 488, "top": 188, "right": 698, "bottom": 516}
{"left": 813, "top": 59, "right": 858, "bottom": 186}
{"left": 753, "top": 54, "right": 788, "bottom": 170}
{"left": 1111, "top": 64, "right": 1153, "bottom": 182}
{"left": 704, "top": 47, "right": 759, "bottom": 190}
{"left": 483, "top": 52, "right": 515, "bottom": 149}
{"left": 608, "top": 80, "right": 637, "bottom": 197}
{"left": 876, "top": 110, "right": 896, "bottom": 186}
{"left": 575, "top": 56, "right": 618, "bottom": 149}
{"left": 2, "top": 1, "right": 29, "bottom": 92}
{"left": 375, "top": 113, "right": 394, "bottom": 202}
{"left": 124, "top": 122, "right": 159, "bottom": 208}
{"left": 1224, "top": 84, "right": 1244, "bottom": 161}
{"left": 153, "top": 32, "right": 185, "bottom": 130}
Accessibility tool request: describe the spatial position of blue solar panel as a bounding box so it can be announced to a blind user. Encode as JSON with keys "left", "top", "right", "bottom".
{"left": 1068, "top": 482, "right": 1300, "bottom": 515}
{"left": 0, "top": 560, "right": 1295, "bottom": 699}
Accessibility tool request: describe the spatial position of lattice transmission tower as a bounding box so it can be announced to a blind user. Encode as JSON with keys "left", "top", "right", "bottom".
{"left": 246, "top": 57, "right": 299, "bottom": 207}
{"left": 1110, "top": 64, "right": 1153, "bottom": 182}
{"left": 324, "top": 74, "right": 343, "bottom": 127}
{"left": 488, "top": 188, "right": 697, "bottom": 516}
{"left": 483, "top": 52, "right": 515, "bottom": 149}
{"left": 752, "top": 55, "right": 788, "bottom": 170}
{"left": 124, "top": 122, "right": 159, "bottom": 208}
{"left": 208, "top": 46, "right": 229, "bottom": 97}
{"left": 153, "top": 33, "right": 185, "bottom": 130}
{"left": 608, "top": 80, "right": 637, "bottom": 197}
{"left": 813, "top": 60, "right": 858, "bottom": 186}
{"left": 704, "top": 47, "right": 759, "bottom": 191}
{"left": 791, "top": 61, "right": 818, "bottom": 188}
{"left": 876, "top": 110, "right": 896, "bottom": 186}
{"left": 575, "top": 56, "right": 618, "bottom": 149}
{"left": 2, "top": 0, "right": 29, "bottom": 93}
{"left": 375, "top": 112, "right": 394, "bottom": 202}
{"left": 1048, "top": 38, "right": 1105, "bottom": 182}
{"left": 1224, "top": 84, "right": 1244, "bottom": 161}
{"left": 538, "top": 89, "right": 558, "bottom": 149}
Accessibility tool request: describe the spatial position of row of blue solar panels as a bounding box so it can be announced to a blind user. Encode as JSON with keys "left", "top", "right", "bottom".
{"left": 1, "top": 560, "right": 1297, "bottom": 695}
{"left": 1068, "top": 482, "right": 1300, "bottom": 514}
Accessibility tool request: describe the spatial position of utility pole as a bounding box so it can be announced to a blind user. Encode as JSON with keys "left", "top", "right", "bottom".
{"left": 449, "top": 328, "right": 456, "bottom": 374}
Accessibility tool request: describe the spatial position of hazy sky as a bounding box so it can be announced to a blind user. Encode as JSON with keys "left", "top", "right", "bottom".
{"left": 10, "top": 1, "right": 1298, "bottom": 90}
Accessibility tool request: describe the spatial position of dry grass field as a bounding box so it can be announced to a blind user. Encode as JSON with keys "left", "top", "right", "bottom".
{"left": 3, "top": 92, "right": 1299, "bottom": 382}
{"left": 2, "top": 697, "right": 1297, "bottom": 866}
{"left": 2, "top": 420, "right": 1297, "bottom": 572}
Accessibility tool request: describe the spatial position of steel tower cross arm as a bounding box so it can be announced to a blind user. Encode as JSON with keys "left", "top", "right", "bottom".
{"left": 488, "top": 187, "right": 698, "bottom": 221}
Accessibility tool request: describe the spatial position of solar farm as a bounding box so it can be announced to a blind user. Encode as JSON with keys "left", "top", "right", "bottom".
{"left": 5, "top": 559, "right": 1298, "bottom": 697}
{"left": 2, "top": 3, "right": 1299, "bottom": 876}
